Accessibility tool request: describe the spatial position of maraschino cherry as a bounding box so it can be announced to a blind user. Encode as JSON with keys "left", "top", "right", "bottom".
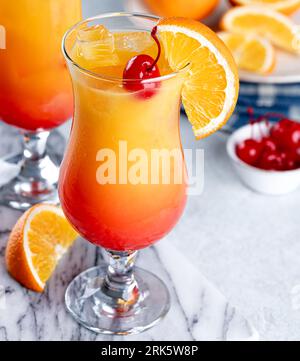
{"left": 236, "top": 139, "right": 262, "bottom": 165}
{"left": 280, "top": 151, "right": 297, "bottom": 170}
{"left": 235, "top": 109, "right": 300, "bottom": 171}
{"left": 270, "top": 118, "right": 300, "bottom": 150}
{"left": 260, "top": 137, "right": 276, "bottom": 152}
{"left": 258, "top": 150, "right": 283, "bottom": 170}
{"left": 123, "top": 26, "right": 161, "bottom": 99}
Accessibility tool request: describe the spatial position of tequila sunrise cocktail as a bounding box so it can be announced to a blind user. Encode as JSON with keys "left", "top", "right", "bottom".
{"left": 0, "top": 0, "right": 81, "bottom": 210}
{"left": 0, "top": 0, "right": 81, "bottom": 130}
{"left": 60, "top": 13, "right": 239, "bottom": 335}
{"left": 60, "top": 27, "right": 187, "bottom": 251}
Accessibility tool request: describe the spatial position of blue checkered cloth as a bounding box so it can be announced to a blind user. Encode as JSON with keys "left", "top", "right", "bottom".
{"left": 224, "top": 81, "right": 300, "bottom": 132}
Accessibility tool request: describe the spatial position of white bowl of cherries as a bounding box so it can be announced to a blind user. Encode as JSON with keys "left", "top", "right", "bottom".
{"left": 227, "top": 114, "right": 300, "bottom": 195}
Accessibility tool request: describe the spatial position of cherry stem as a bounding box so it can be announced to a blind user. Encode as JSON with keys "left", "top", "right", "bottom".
{"left": 147, "top": 26, "right": 161, "bottom": 73}
{"left": 248, "top": 107, "right": 256, "bottom": 139}
{"left": 248, "top": 108, "right": 288, "bottom": 139}
{"left": 257, "top": 112, "right": 286, "bottom": 136}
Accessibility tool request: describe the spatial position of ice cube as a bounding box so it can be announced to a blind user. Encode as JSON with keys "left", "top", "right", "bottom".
{"left": 71, "top": 24, "right": 120, "bottom": 69}
{"left": 114, "top": 31, "right": 154, "bottom": 53}
{"left": 78, "top": 24, "right": 112, "bottom": 43}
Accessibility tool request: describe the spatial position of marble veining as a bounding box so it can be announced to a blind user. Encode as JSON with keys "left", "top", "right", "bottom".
{"left": 0, "top": 222, "right": 258, "bottom": 341}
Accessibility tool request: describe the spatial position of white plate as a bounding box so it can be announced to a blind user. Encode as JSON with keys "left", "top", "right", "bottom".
{"left": 125, "top": 0, "right": 300, "bottom": 84}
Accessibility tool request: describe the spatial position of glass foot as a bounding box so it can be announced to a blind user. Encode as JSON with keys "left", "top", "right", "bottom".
{"left": 0, "top": 130, "right": 64, "bottom": 211}
{"left": 65, "top": 265, "right": 170, "bottom": 335}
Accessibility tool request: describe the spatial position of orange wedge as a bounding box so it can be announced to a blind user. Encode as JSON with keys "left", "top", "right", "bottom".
{"left": 218, "top": 31, "right": 276, "bottom": 74}
{"left": 229, "top": 0, "right": 300, "bottom": 15}
{"left": 157, "top": 17, "right": 239, "bottom": 139}
{"left": 6, "top": 204, "right": 78, "bottom": 292}
{"left": 221, "top": 6, "right": 300, "bottom": 53}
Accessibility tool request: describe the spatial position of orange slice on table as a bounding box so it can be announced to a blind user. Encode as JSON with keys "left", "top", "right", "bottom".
{"left": 157, "top": 17, "right": 239, "bottom": 139}
{"left": 218, "top": 31, "right": 276, "bottom": 74}
{"left": 6, "top": 204, "right": 78, "bottom": 292}
{"left": 221, "top": 6, "right": 300, "bottom": 54}
{"left": 229, "top": 0, "right": 300, "bottom": 15}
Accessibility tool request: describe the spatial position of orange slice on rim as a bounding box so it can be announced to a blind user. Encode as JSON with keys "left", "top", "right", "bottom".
{"left": 157, "top": 18, "right": 239, "bottom": 139}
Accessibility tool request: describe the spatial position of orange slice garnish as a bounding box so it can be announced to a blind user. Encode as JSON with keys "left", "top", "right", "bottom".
{"left": 158, "top": 17, "right": 239, "bottom": 139}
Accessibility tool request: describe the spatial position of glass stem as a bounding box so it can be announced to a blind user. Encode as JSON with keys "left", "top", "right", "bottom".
{"left": 19, "top": 130, "right": 50, "bottom": 180}
{"left": 101, "top": 250, "right": 139, "bottom": 312}
{"left": 22, "top": 131, "right": 49, "bottom": 162}
{"left": 14, "top": 130, "right": 59, "bottom": 201}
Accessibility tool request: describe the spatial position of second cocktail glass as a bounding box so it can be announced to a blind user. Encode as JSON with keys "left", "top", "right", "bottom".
{"left": 60, "top": 13, "right": 188, "bottom": 334}
{"left": 0, "top": 0, "right": 82, "bottom": 210}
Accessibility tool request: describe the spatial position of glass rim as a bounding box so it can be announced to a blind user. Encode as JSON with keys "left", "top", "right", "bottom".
{"left": 62, "top": 12, "right": 187, "bottom": 83}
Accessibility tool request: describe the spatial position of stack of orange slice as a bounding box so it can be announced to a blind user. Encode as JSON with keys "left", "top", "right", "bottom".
{"left": 230, "top": 0, "right": 300, "bottom": 14}
{"left": 219, "top": 5, "right": 300, "bottom": 74}
{"left": 221, "top": 6, "right": 300, "bottom": 54}
{"left": 218, "top": 32, "right": 276, "bottom": 74}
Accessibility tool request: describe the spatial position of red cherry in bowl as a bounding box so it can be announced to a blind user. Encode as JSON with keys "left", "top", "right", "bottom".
{"left": 281, "top": 126, "right": 300, "bottom": 151}
{"left": 280, "top": 151, "right": 297, "bottom": 171}
{"left": 123, "top": 54, "right": 161, "bottom": 98}
{"left": 295, "top": 147, "right": 300, "bottom": 162}
{"left": 234, "top": 112, "right": 300, "bottom": 175}
{"left": 260, "top": 136, "right": 277, "bottom": 152}
{"left": 270, "top": 118, "right": 297, "bottom": 146}
{"left": 236, "top": 138, "right": 262, "bottom": 166}
{"left": 258, "top": 150, "right": 283, "bottom": 171}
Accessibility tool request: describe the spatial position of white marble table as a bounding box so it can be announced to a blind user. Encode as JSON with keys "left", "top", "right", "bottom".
{"left": 0, "top": 201, "right": 257, "bottom": 341}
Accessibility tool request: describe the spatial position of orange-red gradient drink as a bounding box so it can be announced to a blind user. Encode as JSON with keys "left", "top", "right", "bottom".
{"left": 59, "top": 20, "right": 187, "bottom": 251}
{"left": 59, "top": 74, "right": 187, "bottom": 251}
{"left": 0, "top": 0, "right": 82, "bottom": 131}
